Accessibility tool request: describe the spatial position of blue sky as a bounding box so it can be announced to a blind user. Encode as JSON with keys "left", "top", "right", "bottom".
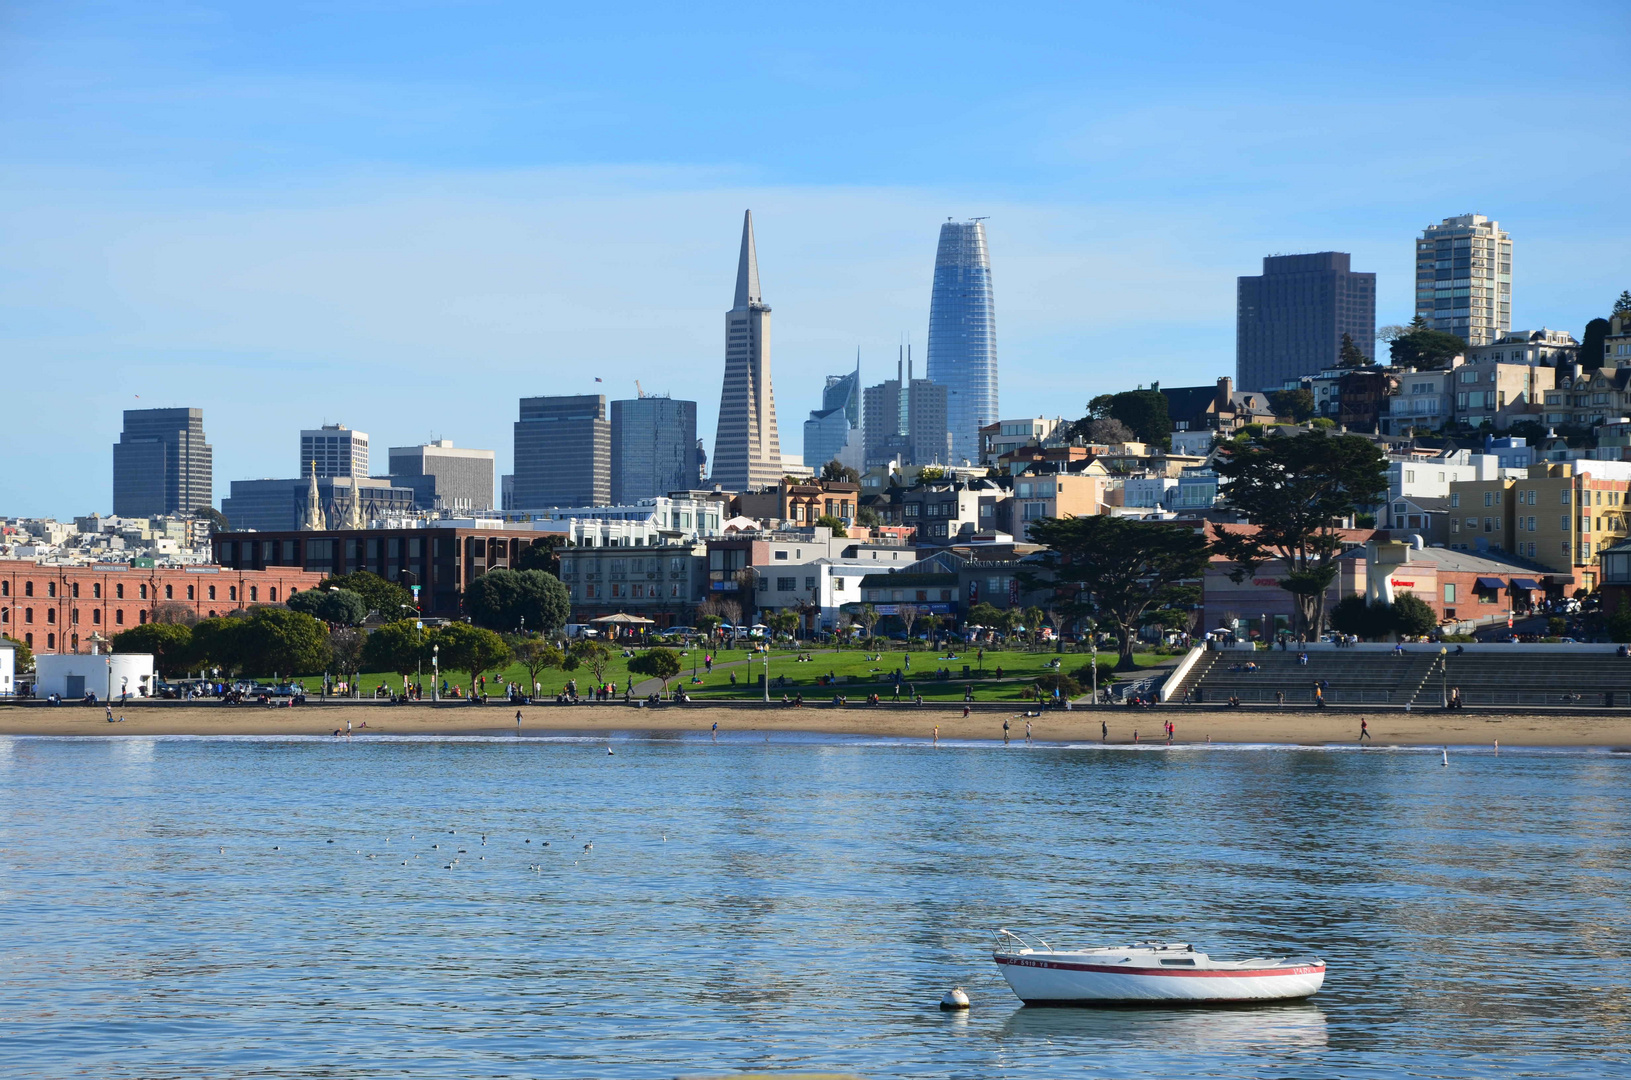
{"left": 1, "top": 0, "right": 1626, "bottom": 516}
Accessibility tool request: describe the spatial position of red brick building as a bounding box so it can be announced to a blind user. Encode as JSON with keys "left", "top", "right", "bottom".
{"left": 0, "top": 560, "right": 326, "bottom": 655}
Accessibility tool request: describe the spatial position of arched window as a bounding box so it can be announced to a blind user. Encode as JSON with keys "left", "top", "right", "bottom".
{"left": 71, "top": 582, "right": 79, "bottom": 598}
{"left": 1, "top": 581, "right": 8, "bottom": 596}
{"left": 0, "top": 609, "right": 6, "bottom": 623}
{"left": 116, "top": 584, "right": 124, "bottom": 599}
{"left": 70, "top": 634, "right": 78, "bottom": 650}
{"left": 93, "top": 583, "right": 101, "bottom": 599}
{"left": 208, "top": 585, "right": 216, "bottom": 600}
{"left": 46, "top": 609, "right": 55, "bottom": 624}
{"left": 186, "top": 585, "right": 194, "bottom": 600}
{"left": 24, "top": 582, "right": 33, "bottom": 597}
{"left": 250, "top": 587, "right": 258, "bottom": 602}
{"left": 165, "top": 585, "right": 173, "bottom": 600}
{"left": 70, "top": 609, "right": 79, "bottom": 624}
{"left": 139, "top": 584, "right": 148, "bottom": 600}
{"left": 92, "top": 610, "right": 101, "bottom": 625}
{"left": 47, "top": 633, "right": 55, "bottom": 650}
{"left": 139, "top": 610, "right": 147, "bottom": 625}
{"left": 229, "top": 586, "right": 237, "bottom": 601}
{"left": 115, "top": 610, "right": 124, "bottom": 625}
{"left": 269, "top": 588, "right": 277, "bottom": 602}
{"left": 23, "top": 633, "right": 32, "bottom": 647}
{"left": 24, "top": 608, "right": 33, "bottom": 624}
{"left": 47, "top": 582, "right": 56, "bottom": 598}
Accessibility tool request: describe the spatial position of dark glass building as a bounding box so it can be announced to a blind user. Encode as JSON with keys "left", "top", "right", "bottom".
{"left": 926, "top": 220, "right": 997, "bottom": 464}
{"left": 112, "top": 407, "right": 213, "bottom": 517}
{"left": 513, "top": 394, "right": 611, "bottom": 509}
{"left": 611, "top": 396, "right": 698, "bottom": 503}
{"left": 1236, "top": 252, "right": 1375, "bottom": 392}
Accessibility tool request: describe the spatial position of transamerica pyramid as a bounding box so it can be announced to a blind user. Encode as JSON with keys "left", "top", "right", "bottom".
{"left": 710, "top": 210, "right": 782, "bottom": 492}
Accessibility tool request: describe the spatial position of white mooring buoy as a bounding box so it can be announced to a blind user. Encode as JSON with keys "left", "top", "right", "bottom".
{"left": 940, "top": 987, "right": 970, "bottom": 1011}
{"left": 1442, "top": 747, "right": 1449, "bottom": 767}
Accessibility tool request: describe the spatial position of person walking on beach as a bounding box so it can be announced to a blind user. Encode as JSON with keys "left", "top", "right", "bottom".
{"left": 1025, "top": 719, "right": 1032, "bottom": 744}
{"left": 933, "top": 725, "right": 939, "bottom": 745}
{"left": 711, "top": 721, "right": 718, "bottom": 741}
{"left": 515, "top": 709, "right": 523, "bottom": 732}
{"left": 962, "top": 704, "right": 970, "bottom": 718}
{"left": 1101, "top": 719, "right": 1108, "bottom": 743}
{"left": 1002, "top": 717, "right": 1010, "bottom": 744}
{"left": 1359, "top": 718, "right": 1371, "bottom": 742}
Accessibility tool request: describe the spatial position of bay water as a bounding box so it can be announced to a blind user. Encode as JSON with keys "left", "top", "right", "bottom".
{"left": 1, "top": 732, "right": 1627, "bottom": 1078}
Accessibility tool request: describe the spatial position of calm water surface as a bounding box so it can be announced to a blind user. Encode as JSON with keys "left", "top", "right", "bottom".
{"left": 0, "top": 733, "right": 1628, "bottom": 1079}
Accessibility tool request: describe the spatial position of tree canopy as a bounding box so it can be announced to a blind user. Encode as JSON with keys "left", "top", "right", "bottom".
{"left": 182, "top": 608, "right": 330, "bottom": 678}
{"left": 509, "top": 637, "right": 564, "bottom": 692}
{"left": 360, "top": 619, "right": 427, "bottom": 676}
{"left": 1336, "top": 332, "right": 1372, "bottom": 368}
{"left": 820, "top": 460, "right": 860, "bottom": 483}
{"left": 111, "top": 622, "right": 194, "bottom": 676}
{"left": 1387, "top": 316, "right": 1465, "bottom": 369}
{"left": 1210, "top": 429, "right": 1389, "bottom": 637}
{"left": 430, "top": 622, "right": 511, "bottom": 683}
{"left": 462, "top": 568, "right": 570, "bottom": 635}
{"left": 1084, "top": 417, "right": 1136, "bottom": 445}
{"left": 287, "top": 587, "right": 368, "bottom": 626}
{"left": 628, "top": 646, "right": 682, "bottom": 689}
{"left": 1268, "top": 388, "right": 1316, "bottom": 423}
{"left": 2, "top": 634, "right": 34, "bottom": 673}
{"left": 814, "top": 514, "right": 848, "bottom": 537}
{"left": 515, "top": 536, "right": 565, "bottom": 576}
{"left": 317, "top": 571, "right": 412, "bottom": 621}
{"left": 566, "top": 639, "right": 613, "bottom": 685}
{"left": 1023, "top": 516, "right": 1209, "bottom": 669}
{"left": 1081, "top": 390, "right": 1171, "bottom": 449}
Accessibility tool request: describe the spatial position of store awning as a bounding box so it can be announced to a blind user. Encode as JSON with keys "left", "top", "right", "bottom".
{"left": 1475, "top": 576, "right": 1506, "bottom": 589}
{"left": 1510, "top": 578, "right": 1542, "bottom": 591}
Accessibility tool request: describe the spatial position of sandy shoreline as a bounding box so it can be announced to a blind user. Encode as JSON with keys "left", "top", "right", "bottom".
{"left": 2, "top": 702, "right": 1629, "bottom": 748}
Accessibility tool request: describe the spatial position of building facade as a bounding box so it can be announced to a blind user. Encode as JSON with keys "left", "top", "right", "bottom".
{"left": 926, "top": 219, "right": 997, "bottom": 464}
{"left": 387, "top": 441, "right": 496, "bottom": 512}
{"left": 557, "top": 542, "right": 707, "bottom": 627}
{"left": 1415, "top": 214, "right": 1512, "bottom": 348}
{"left": 711, "top": 210, "right": 783, "bottom": 491}
{"left": 300, "top": 424, "right": 369, "bottom": 478}
{"left": 1236, "top": 252, "right": 1376, "bottom": 392}
{"left": 221, "top": 476, "right": 416, "bottom": 532}
{"left": 1447, "top": 462, "right": 1631, "bottom": 588}
{"left": 213, "top": 525, "right": 559, "bottom": 619}
{"left": 112, "top": 408, "right": 213, "bottom": 518}
{"left": 803, "top": 364, "right": 862, "bottom": 474}
{"left": 862, "top": 357, "right": 951, "bottom": 467}
{"left": 513, "top": 394, "right": 611, "bottom": 509}
{"left": 0, "top": 560, "right": 325, "bottom": 656}
{"left": 610, "top": 396, "right": 699, "bottom": 504}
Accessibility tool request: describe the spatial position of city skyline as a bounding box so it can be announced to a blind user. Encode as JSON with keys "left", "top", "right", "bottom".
{"left": 2, "top": 3, "right": 1625, "bottom": 516}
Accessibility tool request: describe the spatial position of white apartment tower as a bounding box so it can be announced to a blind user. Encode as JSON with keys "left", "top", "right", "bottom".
{"left": 300, "top": 424, "right": 370, "bottom": 479}
{"left": 1415, "top": 214, "right": 1512, "bottom": 348}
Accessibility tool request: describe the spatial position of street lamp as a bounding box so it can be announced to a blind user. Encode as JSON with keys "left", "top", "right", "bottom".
{"left": 432, "top": 644, "right": 440, "bottom": 702}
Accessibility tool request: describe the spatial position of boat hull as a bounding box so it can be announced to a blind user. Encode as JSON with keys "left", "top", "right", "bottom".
{"left": 995, "top": 953, "right": 1325, "bottom": 1004}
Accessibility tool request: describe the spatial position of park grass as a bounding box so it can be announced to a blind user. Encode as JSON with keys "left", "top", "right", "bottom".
{"left": 281, "top": 645, "right": 1175, "bottom": 702}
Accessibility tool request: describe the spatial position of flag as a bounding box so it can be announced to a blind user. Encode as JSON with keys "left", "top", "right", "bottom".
{"left": 594, "top": 377, "right": 602, "bottom": 383}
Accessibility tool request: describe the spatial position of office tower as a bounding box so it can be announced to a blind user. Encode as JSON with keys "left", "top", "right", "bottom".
{"left": 711, "top": 210, "right": 783, "bottom": 491}
{"left": 1236, "top": 252, "right": 1376, "bottom": 392}
{"left": 112, "top": 407, "right": 213, "bottom": 517}
{"left": 300, "top": 424, "right": 369, "bottom": 478}
{"left": 803, "top": 360, "right": 863, "bottom": 473}
{"left": 1415, "top": 214, "right": 1512, "bottom": 347}
{"left": 926, "top": 219, "right": 997, "bottom": 464}
{"left": 862, "top": 351, "right": 950, "bottom": 467}
{"left": 388, "top": 441, "right": 497, "bottom": 512}
{"left": 611, "top": 396, "right": 698, "bottom": 503}
{"left": 512, "top": 394, "right": 611, "bottom": 508}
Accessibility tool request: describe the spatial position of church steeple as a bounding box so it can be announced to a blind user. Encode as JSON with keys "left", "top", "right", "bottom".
{"left": 301, "top": 461, "right": 324, "bottom": 531}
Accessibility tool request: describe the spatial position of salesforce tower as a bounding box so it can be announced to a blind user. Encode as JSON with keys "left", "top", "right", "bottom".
{"left": 926, "top": 219, "right": 997, "bottom": 464}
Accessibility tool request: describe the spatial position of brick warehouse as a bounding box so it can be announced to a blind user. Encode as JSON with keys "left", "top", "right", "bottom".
{"left": 0, "top": 561, "right": 326, "bottom": 655}
{"left": 212, "top": 526, "right": 560, "bottom": 619}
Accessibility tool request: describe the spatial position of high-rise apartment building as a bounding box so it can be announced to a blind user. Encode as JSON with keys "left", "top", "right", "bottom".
{"left": 1236, "top": 252, "right": 1376, "bottom": 392}
{"left": 803, "top": 362, "right": 862, "bottom": 473}
{"left": 611, "top": 396, "right": 698, "bottom": 503}
{"left": 926, "top": 219, "right": 997, "bottom": 464}
{"left": 711, "top": 210, "right": 782, "bottom": 492}
{"left": 862, "top": 354, "right": 950, "bottom": 467}
{"left": 300, "top": 424, "right": 369, "bottom": 478}
{"left": 387, "top": 441, "right": 496, "bottom": 512}
{"left": 1415, "top": 214, "right": 1512, "bottom": 347}
{"left": 513, "top": 395, "right": 611, "bottom": 508}
{"left": 112, "top": 407, "right": 213, "bottom": 517}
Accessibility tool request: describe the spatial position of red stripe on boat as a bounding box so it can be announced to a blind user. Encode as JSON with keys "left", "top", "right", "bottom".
{"left": 994, "top": 955, "right": 1323, "bottom": 978}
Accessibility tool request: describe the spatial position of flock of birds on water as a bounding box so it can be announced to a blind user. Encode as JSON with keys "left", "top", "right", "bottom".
{"left": 261, "top": 825, "right": 667, "bottom": 873}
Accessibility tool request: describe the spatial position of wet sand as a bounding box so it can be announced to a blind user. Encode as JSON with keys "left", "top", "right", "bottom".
{"left": 2, "top": 702, "right": 1629, "bottom": 747}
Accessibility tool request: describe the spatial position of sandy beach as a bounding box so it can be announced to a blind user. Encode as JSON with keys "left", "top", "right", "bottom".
{"left": 2, "top": 701, "right": 1629, "bottom": 747}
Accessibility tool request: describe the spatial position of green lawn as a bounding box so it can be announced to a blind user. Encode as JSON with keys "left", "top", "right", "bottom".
{"left": 281, "top": 645, "right": 1176, "bottom": 702}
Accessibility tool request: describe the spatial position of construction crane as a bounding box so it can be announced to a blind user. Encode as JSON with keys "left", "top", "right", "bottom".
{"left": 635, "top": 380, "right": 645, "bottom": 398}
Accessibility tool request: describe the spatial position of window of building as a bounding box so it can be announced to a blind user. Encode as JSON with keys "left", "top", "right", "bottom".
{"left": 116, "top": 584, "right": 124, "bottom": 599}
{"left": 777, "top": 577, "right": 796, "bottom": 591}
{"left": 24, "top": 608, "right": 32, "bottom": 624}
{"left": 250, "top": 587, "right": 258, "bottom": 602}
{"left": 47, "top": 633, "right": 54, "bottom": 650}
{"left": 0, "top": 582, "right": 6, "bottom": 597}
{"left": 115, "top": 610, "right": 124, "bottom": 625}
{"left": 164, "top": 585, "right": 173, "bottom": 600}
{"left": 92, "top": 583, "right": 100, "bottom": 599}
{"left": 1451, "top": 519, "right": 1460, "bottom": 533}
{"left": 187, "top": 585, "right": 195, "bottom": 600}
{"left": 1444, "top": 584, "right": 1456, "bottom": 603}
{"left": 229, "top": 586, "right": 237, "bottom": 601}
{"left": 47, "top": 582, "right": 56, "bottom": 598}
{"left": 758, "top": 578, "right": 768, "bottom": 592}
{"left": 92, "top": 609, "right": 100, "bottom": 625}
{"left": 46, "top": 609, "right": 55, "bottom": 624}
{"left": 139, "top": 584, "right": 148, "bottom": 600}
{"left": 804, "top": 577, "right": 816, "bottom": 590}
{"left": 208, "top": 586, "right": 216, "bottom": 600}
{"left": 774, "top": 551, "right": 788, "bottom": 560}
{"left": 834, "top": 577, "right": 846, "bottom": 591}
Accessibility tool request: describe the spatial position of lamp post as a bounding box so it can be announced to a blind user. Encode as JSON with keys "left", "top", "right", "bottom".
{"left": 1440, "top": 645, "right": 1448, "bottom": 708}
{"left": 432, "top": 644, "right": 440, "bottom": 702}
{"left": 763, "top": 638, "right": 770, "bottom": 703}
